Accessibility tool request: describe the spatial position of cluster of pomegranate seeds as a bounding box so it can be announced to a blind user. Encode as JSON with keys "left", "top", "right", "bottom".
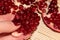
{"left": 44, "top": 0, "right": 58, "bottom": 24}
{"left": 17, "top": 0, "right": 35, "bottom": 5}
{"left": 48, "top": 0, "right": 58, "bottom": 14}
{"left": 12, "top": 5, "right": 40, "bottom": 35}
{"left": 53, "top": 14, "right": 60, "bottom": 29}
{"left": 0, "top": 0, "right": 18, "bottom": 15}
{"left": 34, "top": 0, "right": 47, "bottom": 13}
{"left": 42, "top": 0, "right": 60, "bottom": 32}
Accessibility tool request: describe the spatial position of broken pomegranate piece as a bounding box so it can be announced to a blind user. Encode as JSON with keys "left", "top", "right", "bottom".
{"left": 12, "top": 5, "right": 40, "bottom": 35}
{"left": 42, "top": 0, "right": 60, "bottom": 32}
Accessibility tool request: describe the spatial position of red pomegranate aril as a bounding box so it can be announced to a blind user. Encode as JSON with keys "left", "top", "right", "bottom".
{"left": 51, "top": 13, "right": 56, "bottom": 19}
{"left": 30, "top": 5, "right": 37, "bottom": 12}
{"left": 12, "top": 5, "right": 18, "bottom": 10}
{"left": 44, "top": 17, "right": 51, "bottom": 24}
{"left": 19, "top": 5, "right": 24, "bottom": 10}
{"left": 36, "top": 16, "right": 40, "bottom": 22}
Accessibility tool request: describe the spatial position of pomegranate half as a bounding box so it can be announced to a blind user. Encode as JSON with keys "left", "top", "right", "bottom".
{"left": 41, "top": 0, "right": 60, "bottom": 32}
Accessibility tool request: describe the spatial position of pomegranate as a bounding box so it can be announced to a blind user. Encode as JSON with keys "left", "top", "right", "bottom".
{"left": 41, "top": 0, "right": 60, "bottom": 32}
{"left": 12, "top": 5, "right": 40, "bottom": 35}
